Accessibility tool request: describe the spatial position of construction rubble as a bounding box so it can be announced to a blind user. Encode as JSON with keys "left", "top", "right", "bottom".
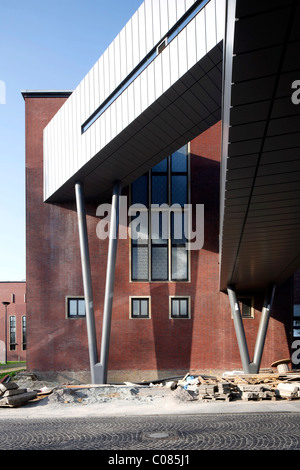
{"left": 0, "top": 379, "right": 38, "bottom": 407}
{"left": 172, "top": 371, "right": 300, "bottom": 402}
{"left": 1, "top": 369, "right": 300, "bottom": 408}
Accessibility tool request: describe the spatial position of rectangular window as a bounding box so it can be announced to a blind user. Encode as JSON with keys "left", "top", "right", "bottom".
{"left": 66, "top": 297, "right": 86, "bottom": 318}
{"left": 22, "top": 316, "right": 26, "bottom": 350}
{"left": 238, "top": 297, "right": 254, "bottom": 319}
{"left": 130, "top": 297, "right": 150, "bottom": 318}
{"left": 293, "top": 305, "right": 300, "bottom": 338}
{"left": 130, "top": 144, "right": 189, "bottom": 282}
{"left": 9, "top": 316, "right": 16, "bottom": 350}
{"left": 170, "top": 297, "right": 190, "bottom": 319}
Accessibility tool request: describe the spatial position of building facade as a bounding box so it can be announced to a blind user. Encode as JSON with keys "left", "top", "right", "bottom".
{"left": 21, "top": 0, "right": 300, "bottom": 382}
{"left": 0, "top": 282, "right": 26, "bottom": 363}
{"left": 23, "top": 91, "right": 296, "bottom": 382}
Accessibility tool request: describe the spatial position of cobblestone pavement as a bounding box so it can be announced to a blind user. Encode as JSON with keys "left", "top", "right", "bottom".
{"left": 1, "top": 412, "right": 300, "bottom": 450}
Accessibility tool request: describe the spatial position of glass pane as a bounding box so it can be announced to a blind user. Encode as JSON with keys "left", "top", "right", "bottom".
{"left": 172, "top": 175, "right": 187, "bottom": 206}
{"left": 172, "top": 299, "right": 180, "bottom": 316}
{"left": 69, "top": 299, "right": 77, "bottom": 316}
{"left": 171, "top": 146, "right": 187, "bottom": 172}
{"left": 131, "top": 212, "right": 149, "bottom": 245}
{"left": 171, "top": 211, "right": 186, "bottom": 243}
{"left": 294, "top": 305, "right": 300, "bottom": 317}
{"left": 180, "top": 299, "right": 188, "bottom": 317}
{"left": 78, "top": 299, "right": 86, "bottom": 316}
{"left": 132, "top": 246, "right": 149, "bottom": 280}
{"left": 131, "top": 174, "right": 148, "bottom": 206}
{"left": 151, "top": 246, "right": 168, "bottom": 280}
{"left": 152, "top": 175, "right": 168, "bottom": 205}
{"left": 240, "top": 298, "right": 252, "bottom": 318}
{"left": 171, "top": 246, "right": 188, "bottom": 280}
{"left": 151, "top": 211, "right": 169, "bottom": 244}
{"left": 132, "top": 299, "right": 140, "bottom": 317}
{"left": 140, "top": 299, "right": 149, "bottom": 316}
{"left": 152, "top": 158, "right": 168, "bottom": 172}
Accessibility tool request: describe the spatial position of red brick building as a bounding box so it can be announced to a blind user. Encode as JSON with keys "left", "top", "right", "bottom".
{"left": 0, "top": 282, "right": 26, "bottom": 363}
{"left": 22, "top": 92, "right": 297, "bottom": 382}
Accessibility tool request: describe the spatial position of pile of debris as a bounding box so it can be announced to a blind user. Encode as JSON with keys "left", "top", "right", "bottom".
{"left": 0, "top": 379, "right": 37, "bottom": 408}
{"left": 171, "top": 371, "right": 300, "bottom": 402}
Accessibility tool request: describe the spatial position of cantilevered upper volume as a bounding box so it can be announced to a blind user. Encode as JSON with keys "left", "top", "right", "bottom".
{"left": 219, "top": 0, "right": 300, "bottom": 291}
{"left": 43, "top": 0, "right": 225, "bottom": 203}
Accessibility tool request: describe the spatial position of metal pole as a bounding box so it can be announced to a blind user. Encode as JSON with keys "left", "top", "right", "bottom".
{"left": 99, "top": 180, "right": 122, "bottom": 384}
{"left": 252, "top": 285, "right": 276, "bottom": 371}
{"left": 227, "top": 286, "right": 251, "bottom": 373}
{"left": 75, "top": 181, "right": 98, "bottom": 384}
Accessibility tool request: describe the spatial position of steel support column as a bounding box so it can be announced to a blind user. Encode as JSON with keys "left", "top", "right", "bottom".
{"left": 227, "top": 285, "right": 276, "bottom": 374}
{"left": 252, "top": 285, "right": 276, "bottom": 370}
{"left": 227, "top": 285, "right": 251, "bottom": 373}
{"left": 75, "top": 181, "right": 98, "bottom": 384}
{"left": 98, "top": 180, "right": 122, "bottom": 384}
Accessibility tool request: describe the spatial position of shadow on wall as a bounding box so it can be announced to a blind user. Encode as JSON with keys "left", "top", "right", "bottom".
{"left": 150, "top": 152, "right": 221, "bottom": 373}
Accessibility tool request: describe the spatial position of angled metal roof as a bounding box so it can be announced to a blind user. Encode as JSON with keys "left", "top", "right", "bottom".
{"left": 219, "top": 0, "right": 300, "bottom": 291}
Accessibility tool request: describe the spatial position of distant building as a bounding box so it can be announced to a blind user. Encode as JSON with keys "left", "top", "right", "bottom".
{"left": 0, "top": 282, "right": 26, "bottom": 363}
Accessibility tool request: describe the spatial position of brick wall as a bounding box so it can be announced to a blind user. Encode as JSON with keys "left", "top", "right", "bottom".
{"left": 25, "top": 96, "right": 294, "bottom": 380}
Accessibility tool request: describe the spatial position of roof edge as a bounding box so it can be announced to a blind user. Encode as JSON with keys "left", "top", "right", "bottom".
{"left": 21, "top": 90, "right": 73, "bottom": 99}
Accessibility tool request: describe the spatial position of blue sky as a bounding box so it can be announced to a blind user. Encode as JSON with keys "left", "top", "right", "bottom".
{"left": 0, "top": 0, "right": 143, "bottom": 281}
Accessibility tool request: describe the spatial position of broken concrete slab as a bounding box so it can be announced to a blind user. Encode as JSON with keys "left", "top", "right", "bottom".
{"left": 0, "top": 391, "right": 37, "bottom": 407}
{"left": 0, "top": 382, "right": 19, "bottom": 394}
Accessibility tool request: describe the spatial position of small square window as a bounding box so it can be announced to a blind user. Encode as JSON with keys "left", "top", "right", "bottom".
{"left": 67, "top": 297, "right": 86, "bottom": 318}
{"left": 170, "top": 297, "right": 190, "bottom": 319}
{"left": 238, "top": 297, "right": 254, "bottom": 319}
{"left": 130, "top": 297, "right": 150, "bottom": 318}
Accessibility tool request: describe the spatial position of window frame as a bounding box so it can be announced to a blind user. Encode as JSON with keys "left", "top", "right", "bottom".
{"left": 129, "top": 296, "right": 151, "bottom": 319}
{"left": 66, "top": 296, "right": 86, "bottom": 319}
{"left": 238, "top": 296, "right": 254, "bottom": 319}
{"left": 230, "top": 296, "right": 255, "bottom": 319}
{"left": 22, "top": 315, "right": 26, "bottom": 350}
{"left": 169, "top": 296, "right": 191, "bottom": 319}
{"left": 130, "top": 144, "right": 190, "bottom": 283}
{"left": 9, "top": 315, "right": 16, "bottom": 350}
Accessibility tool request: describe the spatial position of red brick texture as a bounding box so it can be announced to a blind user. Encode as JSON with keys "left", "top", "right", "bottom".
{"left": 25, "top": 96, "right": 294, "bottom": 378}
{"left": 0, "top": 282, "right": 26, "bottom": 362}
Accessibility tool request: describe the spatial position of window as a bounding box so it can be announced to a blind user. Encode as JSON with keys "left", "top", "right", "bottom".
{"left": 293, "top": 305, "right": 300, "bottom": 338}
{"left": 170, "top": 297, "right": 190, "bottom": 319}
{"left": 130, "top": 297, "right": 150, "bottom": 319}
{"left": 9, "top": 316, "right": 16, "bottom": 350}
{"left": 238, "top": 297, "right": 254, "bottom": 319}
{"left": 130, "top": 144, "right": 189, "bottom": 282}
{"left": 66, "top": 297, "right": 86, "bottom": 318}
{"left": 22, "top": 316, "right": 26, "bottom": 350}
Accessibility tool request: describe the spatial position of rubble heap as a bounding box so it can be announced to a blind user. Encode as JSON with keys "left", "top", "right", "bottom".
{"left": 171, "top": 371, "right": 300, "bottom": 402}
{"left": 0, "top": 380, "right": 37, "bottom": 408}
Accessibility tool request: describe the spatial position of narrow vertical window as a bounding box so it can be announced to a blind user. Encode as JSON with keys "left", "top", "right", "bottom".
{"left": 9, "top": 316, "right": 16, "bottom": 350}
{"left": 22, "top": 316, "right": 27, "bottom": 350}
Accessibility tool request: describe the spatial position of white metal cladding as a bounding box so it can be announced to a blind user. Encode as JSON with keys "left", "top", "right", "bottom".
{"left": 43, "top": 0, "right": 225, "bottom": 202}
